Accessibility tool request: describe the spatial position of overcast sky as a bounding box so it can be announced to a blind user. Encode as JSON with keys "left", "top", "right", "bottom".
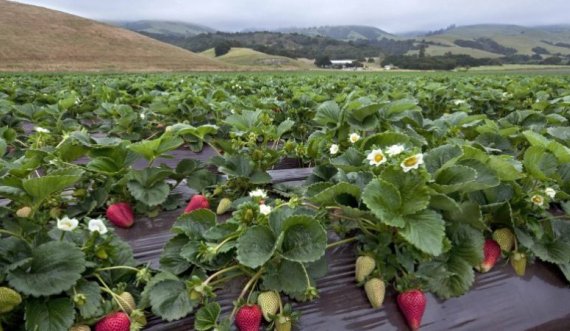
{"left": 12, "top": 0, "right": 570, "bottom": 33}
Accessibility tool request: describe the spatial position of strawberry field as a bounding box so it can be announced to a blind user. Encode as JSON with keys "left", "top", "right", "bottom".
{"left": 0, "top": 73, "right": 569, "bottom": 331}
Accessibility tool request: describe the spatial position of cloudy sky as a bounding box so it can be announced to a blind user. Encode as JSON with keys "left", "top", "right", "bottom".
{"left": 12, "top": 0, "right": 570, "bottom": 33}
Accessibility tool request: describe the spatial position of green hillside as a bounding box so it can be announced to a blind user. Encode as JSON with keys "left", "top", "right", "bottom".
{"left": 278, "top": 25, "right": 397, "bottom": 41}
{"left": 418, "top": 24, "right": 570, "bottom": 57}
{"left": 117, "top": 20, "right": 215, "bottom": 37}
{"left": 201, "top": 47, "right": 313, "bottom": 69}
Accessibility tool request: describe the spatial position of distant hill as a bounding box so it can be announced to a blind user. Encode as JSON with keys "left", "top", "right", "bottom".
{"left": 140, "top": 31, "right": 418, "bottom": 60}
{"left": 201, "top": 48, "right": 313, "bottom": 69}
{"left": 277, "top": 25, "right": 397, "bottom": 41}
{"left": 116, "top": 20, "right": 216, "bottom": 37}
{"left": 413, "top": 24, "right": 570, "bottom": 58}
{"left": 0, "top": 0, "right": 228, "bottom": 71}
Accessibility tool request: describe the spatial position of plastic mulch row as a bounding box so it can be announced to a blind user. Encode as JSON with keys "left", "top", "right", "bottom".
{"left": 114, "top": 148, "right": 570, "bottom": 331}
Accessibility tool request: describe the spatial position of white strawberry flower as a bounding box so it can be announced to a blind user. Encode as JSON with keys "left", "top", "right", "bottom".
{"left": 367, "top": 149, "right": 387, "bottom": 166}
{"left": 349, "top": 133, "right": 361, "bottom": 144}
{"left": 34, "top": 127, "right": 50, "bottom": 133}
{"left": 259, "top": 204, "right": 272, "bottom": 216}
{"left": 453, "top": 99, "right": 466, "bottom": 106}
{"left": 545, "top": 187, "right": 556, "bottom": 199}
{"left": 249, "top": 189, "right": 268, "bottom": 199}
{"left": 88, "top": 218, "right": 108, "bottom": 235}
{"left": 401, "top": 153, "right": 424, "bottom": 172}
{"left": 330, "top": 144, "right": 339, "bottom": 155}
{"left": 57, "top": 216, "right": 79, "bottom": 232}
{"left": 140, "top": 112, "right": 146, "bottom": 120}
{"left": 531, "top": 195, "right": 544, "bottom": 207}
{"left": 386, "top": 144, "right": 405, "bottom": 157}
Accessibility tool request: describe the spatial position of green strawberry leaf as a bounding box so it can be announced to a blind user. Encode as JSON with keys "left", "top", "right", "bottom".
{"left": 424, "top": 144, "right": 463, "bottom": 174}
{"left": 22, "top": 168, "right": 84, "bottom": 207}
{"left": 399, "top": 209, "right": 445, "bottom": 256}
{"left": 331, "top": 147, "right": 366, "bottom": 172}
{"left": 361, "top": 132, "right": 410, "bottom": 150}
{"left": 276, "top": 118, "right": 295, "bottom": 138}
{"left": 523, "top": 146, "right": 559, "bottom": 181}
{"left": 362, "top": 178, "right": 404, "bottom": 227}
{"left": 159, "top": 235, "right": 192, "bottom": 275}
{"left": 281, "top": 216, "right": 327, "bottom": 263}
{"left": 314, "top": 101, "right": 342, "bottom": 129}
{"left": 25, "top": 297, "right": 75, "bottom": 331}
{"left": 262, "top": 260, "right": 308, "bottom": 294}
{"left": 173, "top": 209, "right": 217, "bottom": 239}
{"left": 149, "top": 279, "right": 196, "bottom": 321}
{"left": 418, "top": 254, "right": 474, "bottom": 299}
{"left": 195, "top": 302, "right": 221, "bottom": 331}
{"left": 433, "top": 165, "right": 477, "bottom": 193}
{"left": 73, "top": 280, "right": 103, "bottom": 319}
{"left": 7, "top": 241, "right": 86, "bottom": 297}
{"left": 311, "top": 182, "right": 361, "bottom": 206}
{"left": 237, "top": 226, "right": 278, "bottom": 268}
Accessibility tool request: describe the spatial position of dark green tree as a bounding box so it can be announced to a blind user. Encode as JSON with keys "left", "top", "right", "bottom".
{"left": 314, "top": 55, "right": 332, "bottom": 67}
{"left": 214, "top": 41, "right": 231, "bottom": 57}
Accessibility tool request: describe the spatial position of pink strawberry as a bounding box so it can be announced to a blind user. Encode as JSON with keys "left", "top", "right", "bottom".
{"left": 106, "top": 203, "right": 134, "bottom": 228}
{"left": 235, "top": 304, "right": 262, "bottom": 331}
{"left": 479, "top": 239, "right": 501, "bottom": 273}
{"left": 95, "top": 312, "right": 130, "bottom": 331}
{"left": 184, "top": 195, "right": 210, "bottom": 213}
{"left": 397, "top": 289, "right": 427, "bottom": 331}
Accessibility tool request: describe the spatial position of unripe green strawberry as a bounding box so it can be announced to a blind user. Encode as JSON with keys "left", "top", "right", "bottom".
{"left": 0, "top": 287, "right": 22, "bottom": 313}
{"left": 511, "top": 252, "right": 527, "bottom": 277}
{"left": 364, "top": 278, "right": 385, "bottom": 309}
{"left": 217, "top": 198, "right": 232, "bottom": 215}
{"left": 275, "top": 314, "right": 292, "bottom": 331}
{"left": 257, "top": 291, "right": 280, "bottom": 322}
{"left": 16, "top": 206, "right": 32, "bottom": 218}
{"left": 69, "top": 325, "right": 90, "bottom": 331}
{"left": 117, "top": 292, "right": 136, "bottom": 314}
{"left": 355, "top": 256, "right": 376, "bottom": 283}
{"left": 492, "top": 228, "right": 515, "bottom": 252}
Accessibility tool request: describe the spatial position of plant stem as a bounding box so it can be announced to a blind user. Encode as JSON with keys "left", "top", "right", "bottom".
{"left": 94, "top": 273, "right": 128, "bottom": 311}
{"left": 326, "top": 236, "right": 357, "bottom": 249}
{"left": 95, "top": 265, "right": 140, "bottom": 273}
{"left": 204, "top": 264, "right": 241, "bottom": 285}
{"left": 230, "top": 268, "right": 264, "bottom": 320}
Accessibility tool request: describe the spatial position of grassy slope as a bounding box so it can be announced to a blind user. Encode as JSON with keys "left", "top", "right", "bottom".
{"left": 201, "top": 48, "right": 313, "bottom": 70}
{"left": 421, "top": 25, "right": 570, "bottom": 57}
{"left": 0, "top": 0, "right": 228, "bottom": 72}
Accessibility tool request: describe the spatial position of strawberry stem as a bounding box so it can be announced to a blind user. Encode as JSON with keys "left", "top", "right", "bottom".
{"left": 204, "top": 264, "right": 241, "bottom": 285}
{"left": 230, "top": 268, "right": 264, "bottom": 320}
{"left": 326, "top": 236, "right": 357, "bottom": 249}
{"left": 96, "top": 266, "right": 140, "bottom": 273}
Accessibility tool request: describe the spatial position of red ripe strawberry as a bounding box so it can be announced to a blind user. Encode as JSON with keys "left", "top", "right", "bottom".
{"left": 95, "top": 312, "right": 130, "bottom": 331}
{"left": 397, "top": 289, "right": 426, "bottom": 331}
{"left": 235, "top": 304, "right": 262, "bottom": 331}
{"left": 184, "top": 194, "right": 210, "bottom": 213}
{"left": 106, "top": 203, "right": 134, "bottom": 228}
{"left": 479, "top": 239, "right": 501, "bottom": 273}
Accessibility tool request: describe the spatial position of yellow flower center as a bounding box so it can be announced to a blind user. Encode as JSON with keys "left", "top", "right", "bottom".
{"left": 374, "top": 154, "right": 384, "bottom": 163}
{"left": 404, "top": 156, "right": 418, "bottom": 167}
{"left": 532, "top": 195, "right": 543, "bottom": 204}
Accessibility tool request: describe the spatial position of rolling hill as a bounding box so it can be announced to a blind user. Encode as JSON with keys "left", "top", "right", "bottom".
{"left": 415, "top": 24, "right": 570, "bottom": 58}
{"left": 277, "top": 25, "right": 397, "bottom": 41}
{"left": 115, "top": 20, "right": 215, "bottom": 37}
{"left": 201, "top": 48, "right": 313, "bottom": 69}
{"left": 0, "top": 0, "right": 228, "bottom": 72}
